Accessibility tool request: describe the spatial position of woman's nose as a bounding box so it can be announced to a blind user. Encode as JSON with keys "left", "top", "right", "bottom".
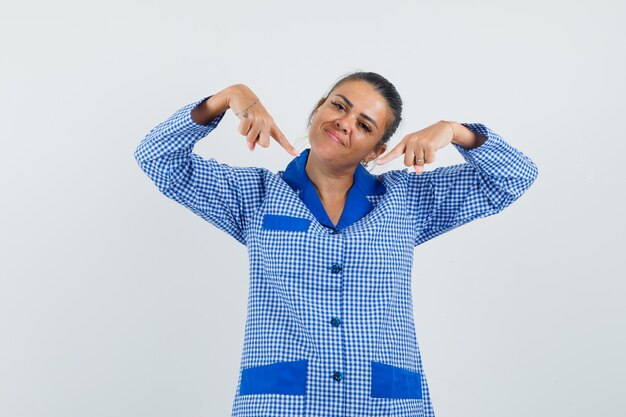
{"left": 335, "top": 117, "right": 350, "bottom": 132}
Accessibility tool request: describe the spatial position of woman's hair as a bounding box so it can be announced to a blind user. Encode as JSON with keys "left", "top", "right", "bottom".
{"left": 307, "top": 71, "right": 403, "bottom": 150}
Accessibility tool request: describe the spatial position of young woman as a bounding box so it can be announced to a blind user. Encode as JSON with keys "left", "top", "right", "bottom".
{"left": 134, "top": 72, "right": 538, "bottom": 417}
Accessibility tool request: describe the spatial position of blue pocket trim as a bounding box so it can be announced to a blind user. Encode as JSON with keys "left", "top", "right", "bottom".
{"left": 240, "top": 359, "right": 307, "bottom": 395}
{"left": 371, "top": 361, "right": 422, "bottom": 399}
{"left": 262, "top": 214, "right": 311, "bottom": 231}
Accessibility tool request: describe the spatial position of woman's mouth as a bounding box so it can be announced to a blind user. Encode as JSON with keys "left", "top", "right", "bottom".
{"left": 325, "top": 129, "right": 344, "bottom": 146}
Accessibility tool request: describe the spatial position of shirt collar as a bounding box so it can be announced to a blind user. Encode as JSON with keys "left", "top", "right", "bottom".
{"left": 279, "top": 148, "right": 386, "bottom": 229}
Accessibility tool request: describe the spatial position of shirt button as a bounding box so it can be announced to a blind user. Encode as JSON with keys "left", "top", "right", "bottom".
{"left": 332, "top": 371, "right": 344, "bottom": 382}
{"left": 331, "top": 264, "right": 343, "bottom": 274}
{"left": 330, "top": 228, "right": 341, "bottom": 234}
{"left": 330, "top": 317, "right": 341, "bottom": 327}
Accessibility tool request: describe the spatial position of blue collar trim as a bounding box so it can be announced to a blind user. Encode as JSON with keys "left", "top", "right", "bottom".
{"left": 280, "top": 148, "right": 386, "bottom": 230}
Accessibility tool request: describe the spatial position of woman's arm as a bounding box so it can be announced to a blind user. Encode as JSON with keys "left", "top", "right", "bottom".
{"left": 133, "top": 87, "right": 266, "bottom": 246}
{"left": 407, "top": 123, "right": 538, "bottom": 246}
{"left": 190, "top": 86, "right": 233, "bottom": 125}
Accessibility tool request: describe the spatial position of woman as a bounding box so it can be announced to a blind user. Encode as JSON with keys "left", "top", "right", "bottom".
{"left": 134, "top": 72, "right": 538, "bottom": 417}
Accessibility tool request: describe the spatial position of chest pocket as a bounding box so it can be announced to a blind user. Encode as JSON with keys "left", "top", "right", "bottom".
{"left": 262, "top": 214, "right": 311, "bottom": 232}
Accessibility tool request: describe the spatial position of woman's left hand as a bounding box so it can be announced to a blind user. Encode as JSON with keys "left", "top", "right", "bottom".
{"left": 375, "top": 120, "right": 455, "bottom": 174}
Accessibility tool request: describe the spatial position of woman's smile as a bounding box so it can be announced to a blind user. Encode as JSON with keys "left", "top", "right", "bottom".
{"left": 324, "top": 128, "right": 345, "bottom": 146}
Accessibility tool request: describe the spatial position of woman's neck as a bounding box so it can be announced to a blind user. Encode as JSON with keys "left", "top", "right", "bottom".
{"left": 305, "top": 151, "right": 355, "bottom": 201}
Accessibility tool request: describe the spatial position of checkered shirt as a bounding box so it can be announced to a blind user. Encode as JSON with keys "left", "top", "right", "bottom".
{"left": 134, "top": 96, "right": 539, "bottom": 417}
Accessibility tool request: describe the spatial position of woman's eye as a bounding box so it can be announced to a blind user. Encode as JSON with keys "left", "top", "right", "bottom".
{"left": 332, "top": 101, "right": 370, "bottom": 132}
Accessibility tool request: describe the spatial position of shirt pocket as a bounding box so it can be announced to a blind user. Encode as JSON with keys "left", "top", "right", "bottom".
{"left": 239, "top": 359, "right": 308, "bottom": 395}
{"left": 370, "top": 361, "right": 423, "bottom": 399}
{"left": 261, "top": 214, "right": 311, "bottom": 232}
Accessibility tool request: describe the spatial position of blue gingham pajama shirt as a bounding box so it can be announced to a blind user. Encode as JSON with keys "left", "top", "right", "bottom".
{"left": 134, "top": 96, "right": 539, "bottom": 417}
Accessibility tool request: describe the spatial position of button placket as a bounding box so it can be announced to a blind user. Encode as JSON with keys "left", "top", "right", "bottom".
{"left": 327, "top": 230, "right": 345, "bottom": 391}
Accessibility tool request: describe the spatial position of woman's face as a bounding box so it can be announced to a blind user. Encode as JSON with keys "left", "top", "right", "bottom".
{"left": 308, "top": 80, "right": 390, "bottom": 169}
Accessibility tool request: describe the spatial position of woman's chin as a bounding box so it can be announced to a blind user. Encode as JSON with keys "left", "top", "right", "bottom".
{"left": 310, "top": 143, "right": 343, "bottom": 162}
{"left": 310, "top": 134, "right": 346, "bottom": 157}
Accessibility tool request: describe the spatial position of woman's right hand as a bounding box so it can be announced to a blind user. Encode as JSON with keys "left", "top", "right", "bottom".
{"left": 227, "top": 84, "right": 299, "bottom": 156}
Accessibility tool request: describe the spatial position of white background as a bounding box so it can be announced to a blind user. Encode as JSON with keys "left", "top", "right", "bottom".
{"left": 1, "top": 1, "right": 624, "bottom": 416}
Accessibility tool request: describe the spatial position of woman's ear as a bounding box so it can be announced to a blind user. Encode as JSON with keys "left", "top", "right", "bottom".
{"left": 364, "top": 143, "right": 387, "bottom": 164}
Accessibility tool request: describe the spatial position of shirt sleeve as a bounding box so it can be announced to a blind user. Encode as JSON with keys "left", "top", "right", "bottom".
{"left": 407, "top": 122, "right": 539, "bottom": 247}
{"left": 133, "top": 96, "right": 266, "bottom": 246}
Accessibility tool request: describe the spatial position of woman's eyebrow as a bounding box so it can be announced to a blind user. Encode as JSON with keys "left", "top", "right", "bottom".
{"left": 334, "top": 94, "right": 378, "bottom": 129}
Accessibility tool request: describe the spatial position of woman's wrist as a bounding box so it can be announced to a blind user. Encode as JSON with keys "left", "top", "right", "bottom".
{"left": 191, "top": 87, "right": 232, "bottom": 125}
{"left": 446, "top": 121, "right": 486, "bottom": 150}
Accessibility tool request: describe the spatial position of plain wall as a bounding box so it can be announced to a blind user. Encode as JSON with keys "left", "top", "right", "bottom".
{"left": 1, "top": 1, "right": 624, "bottom": 416}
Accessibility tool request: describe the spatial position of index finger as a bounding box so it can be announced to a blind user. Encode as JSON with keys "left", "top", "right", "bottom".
{"left": 376, "top": 142, "right": 406, "bottom": 165}
{"left": 271, "top": 124, "right": 299, "bottom": 156}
